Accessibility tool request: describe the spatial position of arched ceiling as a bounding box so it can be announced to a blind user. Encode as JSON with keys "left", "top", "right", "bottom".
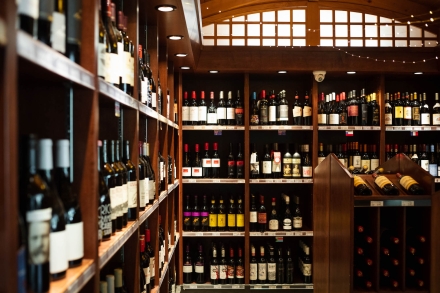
{"left": 200, "top": 0, "right": 440, "bottom": 33}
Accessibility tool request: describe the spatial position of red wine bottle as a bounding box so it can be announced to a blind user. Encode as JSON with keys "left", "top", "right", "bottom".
{"left": 123, "top": 140, "right": 137, "bottom": 221}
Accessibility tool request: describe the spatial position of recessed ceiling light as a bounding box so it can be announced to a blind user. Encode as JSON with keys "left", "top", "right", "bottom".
{"left": 167, "top": 35, "right": 184, "bottom": 40}
{"left": 209, "top": 70, "right": 219, "bottom": 73}
{"left": 181, "top": 66, "right": 190, "bottom": 70}
{"left": 347, "top": 71, "right": 356, "bottom": 74}
{"left": 278, "top": 70, "right": 287, "bottom": 73}
{"left": 155, "top": 5, "right": 176, "bottom": 12}
{"left": 175, "top": 53, "right": 187, "bottom": 57}
{"left": 414, "top": 72, "right": 423, "bottom": 75}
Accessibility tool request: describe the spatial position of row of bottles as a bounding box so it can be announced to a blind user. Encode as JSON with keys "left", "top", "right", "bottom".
{"left": 182, "top": 90, "right": 243, "bottom": 126}
{"left": 20, "top": 136, "right": 84, "bottom": 292}
{"left": 250, "top": 194, "right": 302, "bottom": 232}
{"left": 250, "top": 143, "right": 312, "bottom": 179}
{"left": 385, "top": 143, "right": 440, "bottom": 177}
{"left": 183, "top": 195, "right": 245, "bottom": 232}
{"left": 317, "top": 89, "right": 379, "bottom": 126}
{"left": 18, "top": 0, "right": 82, "bottom": 63}
{"left": 139, "top": 229, "right": 156, "bottom": 293}
{"left": 384, "top": 92, "right": 440, "bottom": 126}
{"left": 250, "top": 90, "right": 312, "bottom": 126}
{"left": 99, "top": 248, "right": 128, "bottom": 293}
{"left": 183, "top": 241, "right": 245, "bottom": 284}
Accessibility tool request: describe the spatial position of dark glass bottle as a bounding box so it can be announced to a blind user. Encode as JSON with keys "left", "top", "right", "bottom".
{"left": 258, "top": 246, "right": 267, "bottom": 284}
{"left": 195, "top": 244, "right": 205, "bottom": 284}
{"left": 292, "top": 145, "right": 302, "bottom": 178}
{"left": 384, "top": 93, "right": 393, "bottom": 126}
{"left": 192, "top": 195, "right": 201, "bottom": 231}
{"left": 272, "top": 143, "right": 282, "bottom": 178}
{"left": 372, "top": 173, "right": 399, "bottom": 195}
{"left": 268, "top": 90, "right": 278, "bottom": 125}
{"left": 182, "top": 91, "right": 190, "bottom": 125}
{"left": 396, "top": 173, "right": 425, "bottom": 195}
{"left": 282, "top": 195, "right": 292, "bottom": 231}
{"left": 138, "top": 142, "right": 147, "bottom": 209}
{"left": 359, "top": 89, "right": 369, "bottom": 125}
{"left": 293, "top": 196, "right": 302, "bottom": 231}
{"left": 394, "top": 92, "right": 403, "bottom": 126}
{"left": 236, "top": 196, "right": 244, "bottom": 231}
{"left": 202, "top": 143, "right": 211, "bottom": 178}
{"left": 37, "top": 0, "right": 53, "bottom": 46}
{"left": 210, "top": 244, "right": 219, "bottom": 284}
{"left": 207, "top": 91, "right": 217, "bottom": 125}
{"left": 211, "top": 143, "right": 220, "bottom": 178}
{"left": 283, "top": 143, "right": 293, "bottom": 178}
{"left": 140, "top": 235, "right": 151, "bottom": 293}
{"left": 65, "top": 0, "right": 82, "bottom": 63}
{"left": 250, "top": 143, "right": 260, "bottom": 179}
{"left": 183, "top": 244, "right": 193, "bottom": 284}
{"left": 219, "top": 243, "right": 227, "bottom": 284}
{"left": 122, "top": 140, "right": 137, "bottom": 221}
{"left": 278, "top": 90, "right": 289, "bottom": 125}
{"left": 226, "top": 91, "right": 236, "bottom": 125}
{"left": 259, "top": 90, "right": 269, "bottom": 125}
{"left": 217, "top": 91, "right": 227, "bottom": 125}
{"left": 217, "top": 196, "right": 226, "bottom": 231}
{"left": 235, "top": 90, "right": 244, "bottom": 125}
{"left": 142, "top": 143, "right": 155, "bottom": 203}
{"left": 258, "top": 195, "right": 267, "bottom": 233}
{"left": 285, "top": 248, "right": 294, "bottom": 284}
{"left": 109, "top": 146, "right": 122, "bottom": 230}
{"left": 267, "top": 246, "right": 277, "bottom": 284}
{"left": 250, "top": 92, "right": 260, "bottom": 125}
{"left": 191, "top": 144, "right": 202, "bottom": 178}
{"left": 200, "top": 195, "right": 209, "bottom": 231}
{"left": 227, "top": 197, "right": 236, "bottom": 231}
{"left": 182, "top": 144, "right": 191, "bottom": 178}
{"left": 198, "top": 91, "right": 207, "bottom": 125}
{"left": 227, "top": 143, "right": 236, "bottom": 178}
{"left": 98, "top": 141, "right": 112, "bottom": 241}
{"left": 209, "top": 196, "right": 217, "bottom": 231}
{"left": 145, "top": 229, "right": 155, "bottom": 287}
{"left": 115, "top": 141, "right": 128, "bottom": 227}
{"left": 293, "top": 91, "right": 303, "bottom": 125}
{"left": 158, "top": 151, "right": 166, "bottom": 193}
{"left": 250, "top": 194, "right": 258, "bottom": 232}
{"left": 250, "top": 245, "right": 258, "bottom": 284}
{"left": 102, "top": 141, "right": 117, "bottom": 234}
{"left": 227, "top": 247, "right": 236, "bottom": 284}
{"left": 353, "top": 176, "right": 373, "bottom": 196}
{"left": 262, "top": 144, "right": 272, "bottom": 178}
{"left": 190, "top": 91, "right": 199, "bottom": 125}
{"left": 268, "top": 197, "right": 279, "bottom": 231}
{"left": 302, "top": 91, "right": 312, "bottom": 125}
{"left": 236, "top": 247, "right": 244, "bottom": 284}
{"left": 183, "top": 195, "right": 191, "bottom": 231}
{"left": 236, "top": 143, "right": 244, "bottom": 178}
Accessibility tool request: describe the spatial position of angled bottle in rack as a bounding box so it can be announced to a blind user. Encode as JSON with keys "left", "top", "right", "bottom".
{"left": 396, "top": 173, "right": 425, "bottom": 195}
{"left": 372, "top": 170, "right": 399, "bottom": 195}
{"left": 207, "top": 91, "right": 217, "bottom": 125}
{"left": 226, "top": 91, "right": 236, "bottom": 125}
{"left": 353, "top": 176, "right": 373, "bottom": 196}
{"left": 98, "top": 141, "right": 112, "bottom": 241}
{"left": 54, "top": 140, "right": 84, "bottom": 267}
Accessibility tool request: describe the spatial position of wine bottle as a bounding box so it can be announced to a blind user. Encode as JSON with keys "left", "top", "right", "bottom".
{"left": 200, "top": 195, "right": 209, "bottom": 231}
{"left": 227, "top": 247, "right": 236, "bottom": 284}
{"left": 396, "top": 173, "right": 425, "bottom": 195}
{"left": 235, "top": 90, "right": 244, "bottom": 125}
{"left": 250, "top": 92, "right": 260, "bottom": 125}
{"left": 318, "top": 93, "right": 327, "bottom": 125}
{"left": 140, "top": 235, "right": 150, "bottom": 293}
{"left": 236, "top": 143, "right": 244, "bottom": 178}
{"left": 18, "top": 0, "right": 39, "bottom": 37}
{"left": 268, "top": 197, "right": 279, "bottom": 231}
{"left": 145, "top": 229, "right": 155, "bottom": 287}
{"left": 276, "top": 247, "right": 284, "bottom": 284}
{"left": 293, "top": 196, "right": 302, "bottom": 231}
{"left": 104, "top": 0, "right": 119, "bottom": 87}
{"left": 394, "top": 92, "right": 403, "bottom": 126}
{"left": 191, "top": 144, "right": 202, "bottom": 178}
{"left": 258, "top": 246, "right": 267, "bottom": 284}
{"left": 317, "top": 143, "right": 326, "bottom": 165}
{"left": 250, "top": 245, "right": 258, "bottom": 284}
{"left": 268, "top": 90, "right": 277, "bottom": 125}
{"left": 217, "top": 91, "right": 227, "bottom": 125}
{"left": 293, "top": 91, "right": 303, "bottom": 125}
{"left": 227, "top": 143, "right": 236, "bottom": 178}
{"left": 259, "top": 90, "right": 269, "bottom": 125}
{"left": 329, "top": 93, "right": 340, "bottom": 125}
{"left": 250, "top": 194, "right": 258, "bottom": 232}
{"left": 211, "top": 143, "right": 220, "bottom": 178}
{"left": 97, "top": 2, "right": 106, "bottom": 80}
{"left": 192, "top": 195, "right": 201, "bottom": 231}
{"left": 37, "top": 139, "right": 68, "bottom": 280}
{"left": 285, "top": 248, "right": 294, "bottom": 284}
{"left": 182, "top": 144, "right": 191, "bottom": 178}
{"left": 114, "top": 268, "right": 127, "bottom": 293}
{"left": 282, "top": 194, "right": 292, "bottom": 231}
{"left": 183, "top": 245, "right": 193, "bottom": 284}
{"left": 359, "top": 89, "right": 369, "bottom": 126}
{"left": 115, "top": 141, "right": 128, "bottom": 227}
{"left": 353, "top": 176, "right": 373, "bottom": 195}
{"left": 236, "top": 247, "right": 244, "bottom": 284}
{"left": 301, "top": 244, "right": 312, "bottom": 283}
{"left": 236, "top": 196, "right": 244, "bottom": 231}
{"left": 384, "top": 93, "right": 393, "bottom": 126}
{"left": 219, "top": 243, "right": 227, "bottom": 284}
{"left": 433, "top": 93, "right": 440, "bottom": 125}
{"left": 217, "top": 196, "right": 226, "bottom": 231}
{"left": 262, "top": 144, "right": 272, "bottom": 178}
{"left": 258, "top": 195, "right": 267, "bottom": 233}
{"left": 370, "top": 93, "right": 380, "bottom": 126}
{"left": 37, "top": 0, "right": 53, "bottom": 46}
{"left": 55, "top": 140, "right": 84, "bottom": 267}
{"left": 158, "top": 151, "right": 166, "bottom": 193}
{"left": 207, "top": 91, "right": 217, "bottom": 125}
{"left": 372, "top": 173, "right": 399, "bottom": 195}
{"left": 142, "top": 143, "right": 155, "bottom": 203}
{"left": 348, "top": 90, "right": 359, "bottom": 126}
{"left": 302, "top": 144, "right": 312, "bottom": 178}
{"left": 118, "top": 12, "right": 131, "bottom": 95}
{"left": 250, "top": 143, "right": 260, "bottom": 179}
{"left": 183, "top": 195, "right": 191, "bottom": 231}
{"left": 267, "top": 246, "right": 276, "bottom": 284}
{"left": 122, "top": 140, "right": 137, "bottom": 221}
{"left": 98, "top": 141, "right": 112, "bottom": 241}
{"left": 292, "top": 145, "right": 302, "bottom": 178}
{"left": 138, "top": 142, "right": 147, "bottom": 209}
{"left": 210, "top": 244, "right": 219, "bottom": 284}
{"left": 158, "top": 216, "right": 165, "bottom": 274}
{"left": 102, "top": 141, "right": 117, "bottom": 233}
{"left": 278, "top": 90, "right": 289, "bottom": 125}
{"left": 272, "top": 143, "right": 282, "bottom": 178}
{"left": 198, "top": 91, "right": 207, "bottom": 125}
{"left": 283, "top": 143, "right": 293, "bottom": 178}
{"left": 190, "top": 91, "right": 199, "bottom": 125}
{"left": 302, "top": 91, "right": 312, "bottom": 125}
{"left": 167, "top": 154, "right": 173, "bottom": 185}
{"left": 419, "top": 144, "right": 429, "bottom": 172}
{"left": 403, "top": 92, "right": 412, "bottom": 126}
{"left": 21, "top": 135, "right": 52, "bottom": 292}
{"left": 65, "top": 0, "right": 82, "bottom": 63}
{"left": 227, "top": 197, "right": 236, "bottom": 231}
{"left": 226, "top": 91, "right": 236, "bottom": 125}
{"left": 182, "top": 92, "right": 190, "bottom": 125}
{"left": 209, "top": 196, "right": 217, "bottom": 231}
{"left": 106, "top": 275, "right": 115, "bottom": 293}
{"left": 202, "top": 143, "right": 211, "bottom": 178}
{"left": 420, "top": 93, "right": 430, "bottom": 125}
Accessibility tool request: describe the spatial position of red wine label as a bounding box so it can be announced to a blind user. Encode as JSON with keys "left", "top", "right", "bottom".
{"left": 251, "top": 114, "right": 259, "bottom": 124}
{"left": 227, "top": 265, "right": 235, "bottom": 278}
{"left": 348, "top": 105, "right": 358, "bottom": 117}
{"left": 210, "top": 265, "right": 219, "bottom": 279}
{"left": 235, "top": 108, "right": 244, "bottom": 114}
{"left": 236, "top": 265, "right": 244, "bottom": 278}
{"left": 192, "top": 167, "right": 202, "bottom": 177}
{"left": 228, "top": 161, "right": 235, "bottom": 167}
{"left": 302, "top": 166, "right": 313, "bottom": 177}
{"left": 258, "top": 213, "right": 267, "bottom": 224}
{"left": 237, "top": 160, "right": 244, "bottom": 166}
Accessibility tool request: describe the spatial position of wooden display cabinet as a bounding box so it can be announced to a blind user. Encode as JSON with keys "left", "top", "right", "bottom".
{"left": 314, "top": 153, "right": 440, "bottom": 293}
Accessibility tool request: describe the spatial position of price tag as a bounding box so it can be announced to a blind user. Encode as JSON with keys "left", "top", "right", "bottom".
{"left": 213, "top": 179, "right": 221, "bottom": 183}
{"left": 370, "top": 201, "right": 384, "bottom": 207}
{"left": 115, "top": 101, "right": 120, "bottom": 117}
{"left": 232, "top": 285, "right": 240, "bottom": 289}
{"left": 196, "top": 232, "right": 203, "bottom": 236}
{"left": 269, "top": 286, "right": 277, "bottom": 289}
{"left": 190, "top": 285, "right": 197, "bottom": 289}
{"left": 214, "top": 130, "right": 222, "bottom": 135}
{"left": 306, "top": 285, "right": 314, "bottom": 289}
{"left": 70, "top": 66, "right": 81, "bottom": 82}
{"left": 213, "top": 232, "right": 220, "bottom": 236}
{"left": 278, "top": 130, "right": 286, "bottom": 135}
{"left": 233, "top": 232, "right": 241, "bottom": 236}
{"left": 401, "top": 200, "right": 414, "bottom": 206}
{"left": 254, "top": 285, "right": 262, "bottom": 289}
{"left": 214, "top": 285, "right": 221, "bottom": 289}
{"left": 189, "top": 179, "right": 196, "bottom": 183}
{"left": 282, "top": 286, "right": 290, "bottom": 289}
{"left": 36, "top": 47, "right": 51, "bottom": 69}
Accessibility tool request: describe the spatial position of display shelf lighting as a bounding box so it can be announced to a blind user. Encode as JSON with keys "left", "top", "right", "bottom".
{"left": 347, "top": 71, "right": 356, "bottom": 74}
{"left": 209, "top": 70, "right": 219, "bottom": 73}
{"left": 175, "top": 53, "right": 187, "bottom": 57}
{"left": 167, "top": 35, "right": 184, "bottom": 40}
{"left": 155, "top": 5, "right": 176, "bottom": 12}
{"left": 414, "top": 72, "right": 423, "bottom": 74}
{"left": 278, "top": 70, "right": 287, "bottom": 73}
{"left": 181, "top": 66, "right": 191, "bottom": 69}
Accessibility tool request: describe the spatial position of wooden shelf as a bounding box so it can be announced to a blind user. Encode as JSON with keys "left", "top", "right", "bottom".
{"left": 182, "top": 231, "right": 245, "bottom": 237}
{"left": 139, "top": 102, "right": 159, "bottom": 120}
{"left": 318, "top": 126, "right": 381, "bottom": 131}
{"left": 98, "top": 79, "right": 138, "bottom": 110}
{"left": 250, "top": 284, "right": 314, "bottom": 290}
{"left": 249, "top": 231, "right": 313, "bottom": 237}
{"left": 0, "top": 17, "right": 5, "bottom": 46}
{"left": 386, "top": 126, "right": 440, "bottom": 131}
{"left": 249, "top": 178, "right": 313, "bottom": 184}
{"left": 182, "top": 178, "right": 245, "bottom": 184}
{"left": 354, "top": 197, "right": 431, "bottom": 207}
{"left": 182, "top": 284, "right": 245, "bottom": 289}
{"left": 250, "top": 125, "right": 313, "bottom": 130}
{"left": 182, "top": 125, "right": 245, "bottom": 130}
{"left": 98, "top": 220, "right": 139, "bottom": 269}
{"left": 168, "top": 180, "right": 179, "bottom": 193}
{"left": 139, "top": 200, "right": 159, "bottom": 225}
{"left": 48, "top": 259, "right": 95, "bottom": 293}
{"left": 158, "top": 234, "right": 180, "bottom": 288}
{"left": 16, "top": 30, "right": 95, "bottom": 89}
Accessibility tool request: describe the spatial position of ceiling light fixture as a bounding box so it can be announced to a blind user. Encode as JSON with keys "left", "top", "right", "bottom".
{"left": 155, "top": 5, "right": 176, "bottom": 12}
{"left": 414, "top": 72, "right": 423, "bottom": 75}
{"left": 209, "top": 70, "right": 219, "bottom": 73}
{"left": 175, "top": 53, "right": 187, "bottom": 57}
{"left": 181, "top": 66, "right": 190, "bottom": 70}
{"left": 167, "top": 35, "right": 184, "bottom": 40}
{"left": 347, "top": 71, "right": 356, "bottom": 74}
{"left": 278, "top": 70, "right": 287, "bottom": 73}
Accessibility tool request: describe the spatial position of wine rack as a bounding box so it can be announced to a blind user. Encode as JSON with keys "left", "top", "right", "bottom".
{"left": 314, "top": 153, "right": 440, "bottom": 292}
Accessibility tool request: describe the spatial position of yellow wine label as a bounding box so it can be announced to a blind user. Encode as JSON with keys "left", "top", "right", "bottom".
{"left": 236, "top": 214, "right": 244, "bottom": 227}
{"left": 218, "top": 214, "right": 226, "bottom": 227}
{"left": 228, "top": 214, "right": 236, "bottom": 227}
{"left": 209, "top": 214, "right": 217, "bottom": 227}
{"left": 400, "top": 176, "right": 418, "bottom": 190}
{"left": 354, "top": 176, "right": 367, "bottom": 188}
{"left": 375, "top": 176, "right": 393, "bottom": 189}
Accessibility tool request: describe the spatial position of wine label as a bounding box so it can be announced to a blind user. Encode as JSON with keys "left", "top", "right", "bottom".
{"left": 269, "top": 219, "right": 278, "bottom": 230}
{"left": 293, "top": 217, "right": 302, "bottom": 229}
{"left": 192, "top": 167, "right": 202, "bottom": 177}
{"left": 209, "top": 214, "right": 217, "bottom": 227}
{"left": 353, "top": 176, "right": 367, "bottom": 187}
{"left": 236, "top": 214, "right": 244, "bottom": 227}
{"left": 258, "top": 212, "right": 267, "bottom": 224}
{"left": 26, "top": 208, "right": 52, "bottom": 265}
{"left": 353, "top": 155, "right": 361, "bottom": 168}
{"left": 260, "top": 105, "right": 268, "bottom": 123}
{"left": 429, "top": 163, "right": 438, "bottom": 177}
{"left": 198, "top": 106, "right": 207, "bottom": 122}
{"left": 150, "top": 256, "right": 155, "bottom": 278}
{"left": 202, "top": 158, "right": 212, "bottom": 168}
{"left": 149, "top": 179, "right": 155, "bottom": 202}
{"left": 292, "top": 158, "right": 301, "bottom": 177}
{"left": 210, "top": 265, "right": 218, "bottom": 279}
{"left": 272, "top": 152, "right": 281, "bottom": 173}
{"left": 283, "top": 158, "right": 292, "bottom": 177}
{"left": 361, "top": 160, "right": 370, "bottom": 172}
{"left": 99, "top": 202, "right": 112, "bottom": 237}
{"left": 303, "top": 106, "right": 312, "bottom": 117}
{"left": 182, "top": 106, "right": 190, "bottom": 121}
{"left": 318, "top": 114, "right": 327, "bottom": 124}
{"left": 19, "top": 0, "right": 39, "bottom": 18}
{"left": 128, "top": 181, "right": 138, "bottom": 208}
{"left": 258, "top": 263, "right": 267, "bottom": 280}
{"left": 183, "top": 265, "right": 192, "bottom": 273}
{"left": 400, "top": 176, "right": 419, "bottom": 191}
{"left": 421, "top": 113, "right": 430, "bottom": 125}
{"left": 267, "top": 263, "right": 276, "bottom": 280}
{"left": 207, "top": 113, "right": 217, "bottom": 124}
{"left": 412, "top": 107, "right": 420, "bottom": 121}
{"left": 129, "top": 56, "right": 134, "bottom": 86}
{"left": 182, "top": 167, "right": 191, "bottom": 177}
{"left": 190, "top": 106, "right": 199, "bottom": 121}
{"left": 228, "top": 214, "right": 236, "bottom": 227}
{"left": 236, "top": 265, "right": 244, "bottom": 278}
{"left": 375, "top": 176, "right": 393, "bottom": 189}
{"left": 293, "top": 106, "right": 302, "bottom": 117}
{"left": 122, "top": 184, "right": 128, "bottom": 214}
{"left": 227, "top": 265, "right": 235, "bottom": 278}
{"left": 268, "top": 106, "right": 276, "bottom": 122}
{"left": 262, "top": 161, "right": 271, "bottom": 174}
{"left": 299, "top": 260, "right": 312, "bottom": 277}
{"left": 251, "top": 162, "right": 259, "bottom": 175}
{"left": 250, "top": 211, "right": 257, "bottom": 223}
{"left": 51, "top": 12, "right": 66, "bottom": 53}
{"left": 348, "top": 105, "right": 358, "bottom": 117}
{"left": 403, "top": 107, "right": 412, "bottom": 120}
{"left": 106, "top": 53, "right": 120, "bottom": 84}
{"left": 302, "top": 166, "right": 313, "bottom": 178}
{"left": 394, "top": 106, "right": 403, "bottom": 118}
{"left": 227, "top": 107, "right": 235, "bottom": 120}
{"left": 141, "top": 80, "right": 148, "bottom": 103}
{"left": 219, "top": 265, "right": 227, "bottom": 280}
{"left": 433, "top": 113, "right": 440, "bottom": 125}
{"left": 143, "top": 267, "right": 150, "bottom": 284}
{"left": 66, "top": 221, "right": 84, "bottom": 261}
{"left": 109, "top": 188, "right": 118, "bottom": 220}
{"left": 250, "top": 263, "right": 258, "bottom": 280}
{"left": 420, "top": 160, "right": 429, "bottom": 172}
{"left": 329, "top": 114, "right": 339, "bottom": 125}
{"left": 123, "top": 51, "right": 131, "bottom": 85}
{"left": 50, "top": 229, "right": 68, "bottom": 274}
{"left": 283, "top": 218, "right": 292, "bottom": 230}
{"left": 217, "top": 107, "right": 226, "bottom": 119}
{"left": 385, "top": 113, "right": 393, "bottom": 125}
{"left": 114, "top": 186, "right": 123, "bottom": 217}
{"left": 218, "top": 214, "right": 226, "bottom": 227}
{"left": 201, "top": 213, "right": 209, "bottom": 228}
{"left": 212, "top": 159, "right": 220, "bottom": 167}
{"left": 317, "top": 156, "right": 325, "bottom": 165}
{"left": 250, "top": 114, "right": 259, "bottom": 125}
{"left": 139, "top": 180, "right": 146, "bottom": 207}
{"left": 151, "top": 92, "right": 157, "bottom": 108}
{"left": 183, "top": 212, "right": 191, "bottom": 228}
{"left": 370, "top": 159, "right": 379, "bottom": 171}
{"left": 235, "top": 108, "right": 244, "bottom": 123}
{"left": 279, "top": 105, "right": 289, "bottom": 120}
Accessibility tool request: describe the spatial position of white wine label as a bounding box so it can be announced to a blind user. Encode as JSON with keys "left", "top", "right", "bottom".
{"left": 117, "top": 42, "right": 124, "bottom": 79}
{"left": 210, "top": 265, "right": 218, "bottom": 279}
{"left": 420, "top": 160, "right": 429, "bottom": 172}
{"left": 66, "top": 222, "right": 84, "bottom": 261}
{"left": 303, "top": 166, "right": 313, "bottom": 178}
{"left": 144, "top": 267, "right": 150, "bottom": 284}
{"left": 109, "top": 188, "right": 117, "bottom": 220}
{"left": 122, "top": 184, "right": 128, "bottom": 213}
{"left": 361, "top": 160, "right": 370, "bottom": 172}
{"left": 151, "top": 92, "right": 157, "bottom": 108}
{"left": 139, "top": 180, "right": 146, "bottom": 207}
{"left": 207, "top": 113, "right": 217, "bottom": 124}
{"left": 182, "top": 106, "right": 190, "bottom": 121}
{"left": 279, "top": 105, "right": 289, "bottom": 120}
{"left": 421, "top": 113, "right": 430, "bottom": 125}
{"left": 149, "top": 179, "right": 155, "bottom": 202}
{"left": 429, "top": 164, "right": 438, "bottom": 177}
{"left": 51, "top": 12, "right": 66, "bottom": 53}
{"left": 269, "top": 219, "right": 278, "bottom": 230}
{"left": 329, "top": 114, "right": 339, "bottom": 125}
{"left": 250, "top": 263, "right": 258, "bottom": 280}
{"left": 250, "top": 153, "right": 257, "bottom": 164}
{"left": 250, "top": 211, "right": 258, "bottom": 223}
{"left": 26, "top": 207, "right": 52, "bottom": 222}
{"left": 141, "top": 80, "right": 148, "bottom": 103}
{"left": 212, "top": 159, "right": 220, "bottom": 167}
{"left": 106, "top": 53, "right": 120, "bottom": 84}
{"left": 115, "top": 186, "right": 123, "bottom": 217}
{"left": 26, "top": 208, "right": 52, "bottom": 265}
{"left": 192, "top": 167, "right": 202, "bottom": 177}
{"left": 219, "top": 265, "right": 227, "bottom": 279}
{"left": 182, "top": 168, "right": 191, "bottom": 177}
{"left": 303, "top": 106, "right": 312, "bottom": 117}
{"left": 198, "top": 106, "right": 207, "bottom": 122}
{"left": 353, "top": 156, "right": 361, "bottom": 168}
{"left": 227, "top": 107, "right": 235, "bottom": 120}
{"left": 293, "top": 217, "right": 302, "bottom": 229}
{"left": 318, "top": 114, "right": 327, "bottom": 124}
{"left": 283, "top": 218, "right": 292, "bottom": 230}
{"left": 375, "top": 176, "right": 392, "bottom": 189}
{"left": 385, "top": 113, "right": 393, "bottom": 125}
{"left": 128, "top": 181, "right": 138, "bottom": 208}
{"left": 317, "top": 156, "right": 325, "bottom": 165}
{"left": 123, "top": 51, "right": 131, "bottom": 85}
{"left": 268, "top": 106, "right": 276, "bottom": 122}
{"left": 150, "top": 257, "right": 155, "bottom": 277}
{"left": 190, "top": 107, "right": 199, "bottom": 121}
{"left": 183, "top": 265, "right": 193, "bottom": 273}
{"left": 258, "top": 263, "right": 267, "bottom": 280}
{"left": 404, "top": 107, "right": 412, "bottom": 120}
{"left": 217, "top": 107, "right": 226, "bottom": 119}
{"left": 433, "top": 113, "right": 440, "bottom": 125}
{"left": 400, "top": 176, "right": 418, "bottom": 191}
{"left": 50, "top": 230, "right": 68, "bottom": 274}
{"left": 262, "top": 161, "right": 271, "bottom": 174}
{"left": 18, "top": 0, "right": 39, "bottom": 18}
{"left": 267, "top": 263, "right": 276, "bottom": 280}
{"left": 202, "top": 158, "right": 212, "bottom": 168}
{"left": 370, "top": 159, "right": 379, "bottom": 171}
{"left": 293, "top": 106, "right": 302, "bottom": 117}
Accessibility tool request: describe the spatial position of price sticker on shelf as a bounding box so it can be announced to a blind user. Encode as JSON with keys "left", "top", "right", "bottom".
{"left": 115, "top": 101, "right": 120, "bottom": 117}
{"left": 213, "top": 179, "right": 221, "bottom": 183}
{"left": 401, "top": 200, "right": 414, "bottom": 206}
{"left": 370, "top": 201, "right": 384, "bottom": 207}
{"left": 189, "top": 285, "right": 197, "bottom": 289}
{"left": 306, "top": 285, "right": 314, "bottom": 289}
{"left": 214, "top": 285, "right": 221, "bottom": 289}
{"left": 269, "top": 286, "right": 277, "bottom": 289}
{"left": 232, "top": 285, "right": 240, "bottom": 289}
{"left": 282, "top": 286, "right": 290, "bottom": 289}
{"left": 254, "top": 285, "right": 262, "bottom": 289}
{"left": 214, "top": 130, "right": 222, "bottom": 136}
{"left": 278, "top": 130, "right": 286, "bottom": 135}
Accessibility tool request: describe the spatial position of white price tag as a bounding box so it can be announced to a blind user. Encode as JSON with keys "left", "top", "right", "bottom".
{"left": 190, "top": 285, "right": 197, "bottom": 289}
{"left": 282, "top": 286, "right": 290, "bottom": 289}
{"left": 254, "top": 285, "right": 262, "bottom": 289}
{"left": 196, "top": 232, "right": 203, "bottom": 236}
{"left": 213, "top": 179, "right": 221, "bottom": 183}
{"left": 306, "top": 285, "right": 314, "bottom": 289}
{"left": 370, "top": 201, "right": 383, "bottom": 207}
{"left": 232, "top": 285, "right": 240, "bottom": 289}
{"left": 213, "top": 232, "right": 220, "bottom": 236}
{"left": 269, "top": 286, "right": 277, "bottom": 289}
{"left": 233, "top": 232, "right": 241, "bottom": 236}
{"left": 189, "top": 179, "right": 196, "bottom": 183}
{"left": 214, "top": 285, "right": 221, "bottom": 289}
{"left": 402, "top": 200, "right": 414, "bottom": 206}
